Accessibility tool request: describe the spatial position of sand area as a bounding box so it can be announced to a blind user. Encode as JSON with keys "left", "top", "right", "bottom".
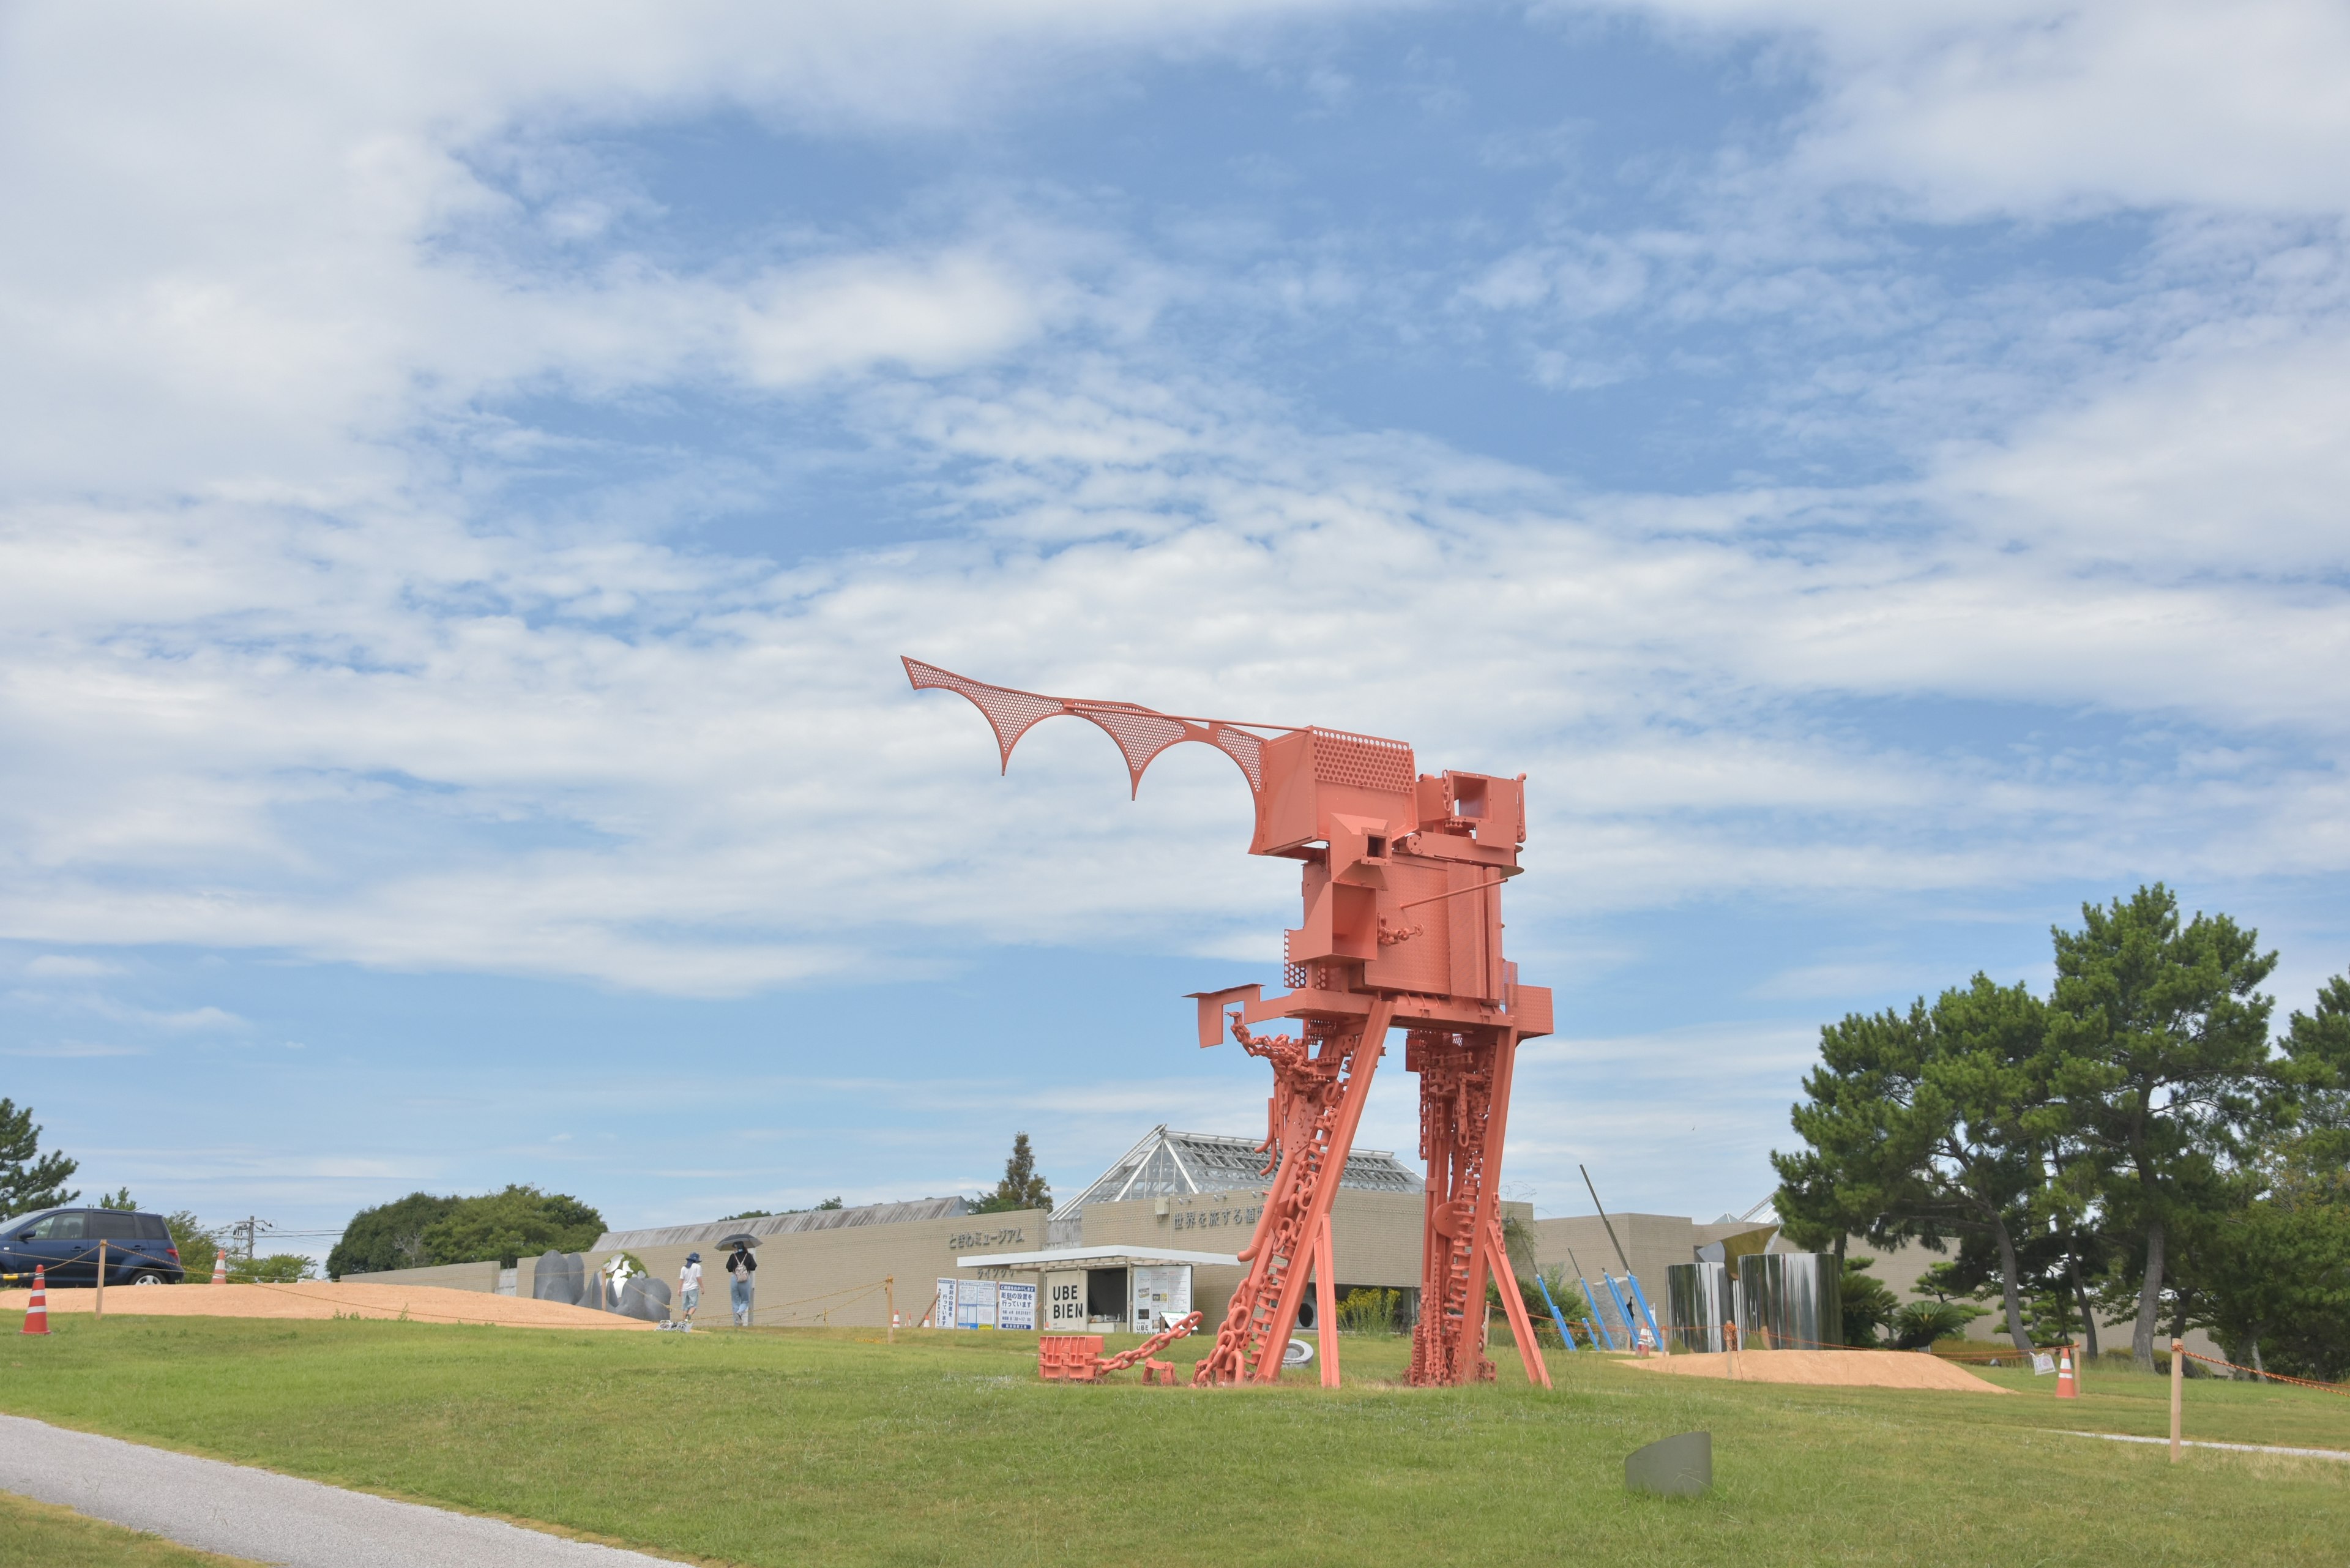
{"left": 0, "top": 1281, "right": 655, "bottom": 1331}
{"left": 1616, "top": 1348, "right": 2010, "bottom": 1392}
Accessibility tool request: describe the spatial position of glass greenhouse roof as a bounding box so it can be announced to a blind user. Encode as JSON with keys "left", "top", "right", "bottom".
{"left": 1063, "top": 1125, "right": 1421, "bottom": 1211}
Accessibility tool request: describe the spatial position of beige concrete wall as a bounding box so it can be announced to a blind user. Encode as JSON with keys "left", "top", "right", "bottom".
{"left": 341, "top": 1260, "right": 501, "bottom": 1293}
{"left": 1078, "top": 1187, "right": 1531, "bottom": 1330}
{"left": 1528, "top": 1214, "right": 1742, "bottom": 1301}
{"left": 589, "top": 1209, "right": 1050, "bottom": 1328}
{"left": 344, "top": 1214, "right": 1047, "bottom": 1329}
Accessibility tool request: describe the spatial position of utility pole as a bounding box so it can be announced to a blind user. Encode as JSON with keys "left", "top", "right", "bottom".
{"left": 226, "top": 1216, "right": 271, "bottom": 1263}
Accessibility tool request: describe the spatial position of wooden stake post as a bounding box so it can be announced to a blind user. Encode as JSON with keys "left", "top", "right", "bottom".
{"left": 94, "top": 1239, "right": 106, "bottom": 1318}
{"left": 886, "top": 1276, "right": 895, "bottom": 1343}
{"left": 2169, "top": 1337, "right": 2184, "bottom": 1462}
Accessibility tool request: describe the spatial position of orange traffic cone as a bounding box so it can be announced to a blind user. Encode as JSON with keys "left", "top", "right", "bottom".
{"left": 20, "top": 1264, "right": 50, "bottom": 1335}
{"left": 2056, "top": 1342, "right": 2078, "bottom": 1399}
{"left": 211, "top": 1250, "right": 228, "bottom": 1285}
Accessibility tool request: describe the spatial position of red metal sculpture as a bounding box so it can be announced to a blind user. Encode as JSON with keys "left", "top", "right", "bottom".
{"left": 905, "top": 658, "right": 1554, "bottom": 1389}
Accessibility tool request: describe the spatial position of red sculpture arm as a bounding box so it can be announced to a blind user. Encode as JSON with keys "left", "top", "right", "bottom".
{"left": 903, "top": 657, "right": 1285, "bottom": 800}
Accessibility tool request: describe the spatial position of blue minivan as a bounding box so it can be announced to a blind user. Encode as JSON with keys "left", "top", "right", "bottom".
{"left": 0, "top": 1207, "right": 184, "bottom": 1286}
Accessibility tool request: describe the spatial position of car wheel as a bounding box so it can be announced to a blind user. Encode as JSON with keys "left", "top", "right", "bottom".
{"left": 131, "top": 1272, "right": 166, "bottom": 1285}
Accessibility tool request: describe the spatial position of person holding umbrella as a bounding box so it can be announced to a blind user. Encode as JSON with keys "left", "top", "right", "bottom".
{"left": 722, "top": 1234, "right": 758, "bottom": 1327}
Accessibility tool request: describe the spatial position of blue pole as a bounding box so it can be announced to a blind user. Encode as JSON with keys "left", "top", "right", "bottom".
{"left": 1602, "top": 1273, "right": 1638, "bottom": 1347}
{"left": 1624, "top": 1272, "right": 1662, "bottom": 1343}
{"left": 1583, "top": 1277, "right": 1621, "bottom": 1350}
{"left": 1534, "top": 1271, "right": 1578, "bottom": 1351}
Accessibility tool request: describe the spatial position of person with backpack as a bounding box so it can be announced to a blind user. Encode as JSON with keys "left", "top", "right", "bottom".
{"left": 726, "top": 1239, "right": 757, "bottom": 1327}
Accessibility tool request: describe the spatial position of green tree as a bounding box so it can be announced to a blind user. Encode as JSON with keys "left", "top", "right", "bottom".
{"left": 1890, "top": 1299, "right": 1986, "bottom": 1350}
{"left": 2046, "top": 885, "right": 2278, "bottom": 1369}
{"left": 1774, "top": 975, "right": 2052, "bottom": 1352}
{"left": 229, "top": 1253, "right": 315, "bottom": 1283}
{"left": 165, "top": 1211, "right": 221, "bottom": 1280}
{"left": 2196, "top": 967, "right": 2350, "bottom": 1380}
{"left": 972, "top": 1133, "right": 1051, "bottom": 1214}
{"left": 1839, "top": 1257, "right": 1899, "bottom": 1348}
{"left": 418, "top": 1185, "right": 603, "bottom": 1268}
{"left": 0, "top": 1098, "right": 78, "bottom": 1218}
{"left": 327, "top": 1192, "right": 460, "bottom": 1279}
{"left": 96, "top": 1186, "right": 136, "bottom": 1209}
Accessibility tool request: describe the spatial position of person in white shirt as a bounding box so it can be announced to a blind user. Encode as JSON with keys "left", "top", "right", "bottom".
{"left": 678, "top": 1252, "right": 702, "bottom": 1325}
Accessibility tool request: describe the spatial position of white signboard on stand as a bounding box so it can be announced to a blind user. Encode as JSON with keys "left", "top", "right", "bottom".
{"left": 1130, "top": 1265, "right": 1192, "bottom": 1334}
{"left": 996, "top": 1282, "right": 1037, "bottom": 1331}
{"left": 953, "top": 1279, "right": 998, "bottom": 1329}
{"left": 934, "top": 1278, "right": 957, "bottom": 1328}
{"left": 1043, "top": 1271, "right": 1087, "bottom": 1331}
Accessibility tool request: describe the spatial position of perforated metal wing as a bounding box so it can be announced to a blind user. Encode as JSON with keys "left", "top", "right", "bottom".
{"left": 903, "top": 657, "right": 1282, "bottom": 797}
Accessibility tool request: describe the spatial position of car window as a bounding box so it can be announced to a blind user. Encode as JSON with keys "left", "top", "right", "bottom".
{"left": 25, "top": 1213, "right": 84, "bottom": 1240}
{"left": 91, "top": 1211, "right": 147, "bottom": 1241}
{"left": 141, "top": 1214, "right": 170, "bottom": 1240}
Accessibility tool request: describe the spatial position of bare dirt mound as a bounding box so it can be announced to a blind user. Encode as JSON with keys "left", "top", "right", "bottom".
{"left": 0, "top": 1282, "right": 655, "bottom": 1331}
{"left": 1617, "top": 1348, "right": 2010, "bottom": 1393}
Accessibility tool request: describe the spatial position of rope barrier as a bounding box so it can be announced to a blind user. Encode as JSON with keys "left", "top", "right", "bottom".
{"left": 2179, "top": 1350, "right": 2350, "bottom": 1398}
{"left": 744, "top": 1280, "right": 891, "bottom": 1327}
{"left": 1632, "top": 1321, "right": 2072, "bottom": 1362}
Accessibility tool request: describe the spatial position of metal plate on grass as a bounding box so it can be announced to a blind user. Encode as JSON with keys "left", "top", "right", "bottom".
{"left": 1625, "top": 1431, "right": 1712, "bottom": 1498}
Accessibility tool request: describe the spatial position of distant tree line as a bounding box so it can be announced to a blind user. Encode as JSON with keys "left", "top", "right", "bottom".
{"left": 1775, "top": 884, "right": 2350, "bottom": 1379}
{"left": 327, "top": 1185, "right": 604, "bottom": 1279}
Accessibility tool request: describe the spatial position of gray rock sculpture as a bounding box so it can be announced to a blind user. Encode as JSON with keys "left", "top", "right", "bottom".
{"left": 618, "top": 1274, "right": 671, "bottom": 1324}
{"left": 532, "top": 1250, "right": 584, "bottom": 1305}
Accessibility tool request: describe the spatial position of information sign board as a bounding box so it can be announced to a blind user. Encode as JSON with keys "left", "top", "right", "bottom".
{"left": 1130, "top": 1265, "right": 1192, "bottom": 1333}
{"left": 996, "top": 1282, "right": 1037, "bottom": 1331}
{"left": 953, "top": 1278, "right": 998, "bottom": 1329}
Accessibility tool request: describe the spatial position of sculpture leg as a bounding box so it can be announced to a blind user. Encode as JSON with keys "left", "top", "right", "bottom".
{"left": 1486, "top": 1214, "right": 1551, "bottom": 1389}
{"left": 1457, "top": 1028, "right": 1524, "bottom": 1384}
{"left": 1196, "top": 1001, "right": 1392, "bottom": 1386}
{"left": 1315, "top": 1215, "right": 1340, "bottom": 1389}
{"left": 1248, "top": 998, "right": 1391, "bottom": 1383}
{"left": 1411, "top": 1026, "right": 1525, "bottom": 1386}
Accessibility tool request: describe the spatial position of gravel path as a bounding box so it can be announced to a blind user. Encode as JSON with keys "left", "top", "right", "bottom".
{"left": 0, "top": 1413, "right": 683, "bottom": 1567}
{"left": 0, "top": 1281, "right": 654, "bottom": 1331}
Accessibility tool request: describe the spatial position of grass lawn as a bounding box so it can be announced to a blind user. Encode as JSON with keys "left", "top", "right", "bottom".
{"left": 0, "top": 1490, "right": 264, "bottom": 1566}
{"left": 3, "top": 1315, "right": 2345, "bottom": 1567}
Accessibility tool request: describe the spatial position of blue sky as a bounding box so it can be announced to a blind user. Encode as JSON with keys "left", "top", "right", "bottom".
{"left": 3, "top": 1, "right": 2347, "bottom": 1260}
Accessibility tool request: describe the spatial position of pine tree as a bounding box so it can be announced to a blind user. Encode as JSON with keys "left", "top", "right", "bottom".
{"left": 0, "top": 1099, "right": 78, "bottom": 1217}
{"left": 974, "top": 1133, "right": 1051, "bottom": 1214}
{"left": 2047, "top": 884, "right": 2278, "bottom": 1370}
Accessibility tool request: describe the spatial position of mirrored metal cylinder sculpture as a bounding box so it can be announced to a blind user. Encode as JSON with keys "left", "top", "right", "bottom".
{"left": 1734, "top": 1252, "right": 1841, "bottom": 1351}
{"left": 1665, "top": 1261, "right": 1731, "bottom": 1353}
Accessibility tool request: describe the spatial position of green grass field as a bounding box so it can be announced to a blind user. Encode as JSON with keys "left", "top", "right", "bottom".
{"left": 3, "top": 1315, "right": 2344, "bottom": 1566}
{"left": 0, "top": 1490, "right": 263, "bottom": 1566}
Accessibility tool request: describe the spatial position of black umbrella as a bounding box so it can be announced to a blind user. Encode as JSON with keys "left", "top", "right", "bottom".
{"left": 715, "top": 1233, "right": 763, "bottom": 1250}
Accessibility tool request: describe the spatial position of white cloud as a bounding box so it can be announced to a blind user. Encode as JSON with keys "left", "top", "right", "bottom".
{"left": 0, "top": 2, "right": 2343, "bottom": 1009}
{"left": 1, "top": 353, "right": 2345, "bottom": 995}
{"left": 1579, "top": 1, "right": 2350, "bottom": 218}
{"left": 21, "top": 955, "right": 121, "bottom": 979}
